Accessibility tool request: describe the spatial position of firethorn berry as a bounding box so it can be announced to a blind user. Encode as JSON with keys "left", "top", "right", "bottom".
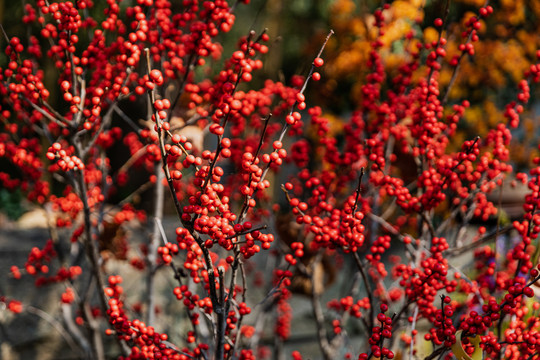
{"left": 313, "top": 57, "right": 324, "bottom": 67}
{"left": 286, "top": 114, "right": 296, "bottom": 125}
{"left": 232, "top": 50, "right": 244, "bottom": 61}
{"left": 149, "top": 69, "right": 164, "bottom": 85}
{"left": 6, "top": 300, "right": 23, "bottom": 314}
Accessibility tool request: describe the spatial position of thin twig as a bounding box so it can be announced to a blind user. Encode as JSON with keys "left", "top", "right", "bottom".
{"left": 26, "top": 305, "right": 83, "bottom": 355}
{"left": 444, "top": 224, "right": 513, "bottom": 257}
{"left": 309, "top": 253, "right": 336, "bottom": 360}
{"left": 147, "top": 162, "right": 165, "bottom": 326}
{"left": 351, "top": 168, "right": 365, "bottom": 216}
{"left": 352, "top": 251, "right": 374, "bottom": 331}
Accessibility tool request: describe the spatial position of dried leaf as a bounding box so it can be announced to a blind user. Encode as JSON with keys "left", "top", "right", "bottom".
{"left": 451, "top": 330, "right": 483, "bottom": 360}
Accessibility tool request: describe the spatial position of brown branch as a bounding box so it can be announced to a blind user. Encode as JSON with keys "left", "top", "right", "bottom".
{"left": 69, "top": 159, "right": 109, "bottom": 360}
{"left": 26, "top": 304, "right": 83, "bottom": 355}
{"left": 146, "top": 162, "right": 165, "bottom": 326}
{"left": 351, "top": 168, "right": 365, "bottom": 216}
{"left": 309, "top": 253, "right": 338, "bottom": 360}
{"left": 215, "top": 267, "right": 227, "bottom": 360}
{"left": 444, "top": 224, "right": 513, "bottom": 257}
{"left": 352, "top": 251, "right": 374, "bottom": 330}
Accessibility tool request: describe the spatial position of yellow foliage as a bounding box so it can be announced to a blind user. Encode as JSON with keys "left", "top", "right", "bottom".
{"left": 321, "top": 113, "right": 346, "bottom": 137}
{"left": 380, "top": 18, "right": 413, "bottom": 48}
{"left": 330, "top": 47, "right": 369, "bottom": 78}
{"left": 498, "top": 0, "right": 525, "bottom": 25}
{"left": 330, "top": 0, "right": 356, "bottom": 18}
{"left": 532, "top": 1, "right": 540, "bottom": 18}
{"left": 451, "top": 330, "right": 482, "bottom": 360}
{"left": 516, "top": 30, "right": 540, "bottom": 57}
{"left": 455, "top": 0, "right": 485, "bottom": 6}
{"left": 379, "top": 1, "right": 423, "bottom": 47}
{"left": 423, "top": 27, "right": 439, "bottom": 45}
{"left": 392, "top": 0, "right": 423, "bottom": 19}
{"left": 328, "top": 0, "right": 424, "bottom": 79}
{"left": 483, "top": 101, "right": 503, "bottom": 128}
{"left": 350, "top": 18, "right": 368, "bottom": 38}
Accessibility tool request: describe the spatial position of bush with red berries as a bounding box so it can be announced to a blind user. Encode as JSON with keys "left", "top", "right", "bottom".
{"left": 2, "top": 1, "right": 540, "bottom": 360}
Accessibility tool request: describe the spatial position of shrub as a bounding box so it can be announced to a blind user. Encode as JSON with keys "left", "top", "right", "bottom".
{"left": 1, "top": 1, "right": 540, "bottom": 360}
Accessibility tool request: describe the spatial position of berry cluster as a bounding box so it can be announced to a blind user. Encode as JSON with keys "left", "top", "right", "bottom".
{"left": 425, "top": 296, "right": 456, "bottom": 348}
{"left": 327, "top": 296, "right": 370, "bottom": 319}
{"left": 358, "top": 304, "right": 394, "bottom": 359}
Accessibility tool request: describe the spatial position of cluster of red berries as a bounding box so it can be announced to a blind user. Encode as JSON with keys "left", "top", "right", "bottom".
{"left": 21, "top": 240, "right": 56, "bottom": 276}
{"left": 172, "top": 285, "right": 207, "bottom": 317}
{"left": 275, "top": 295, "right": 292, "bottom": 341}
{"left": 0, "top": 137, "right": 48, "bottom": 203}
{"left": 455, "top": 269, "right": 540, "bottom": 353}
{"left": 327, "top": 296, "right": 370, "bottom": 318}
{"left": 157, "top": 242, "right": 179, "bottom": 264}
{"left": 425, "top": 296, "right": 457, "bottom": 348}
{"left": 396, "top": 237, "right": 456, "bottom": 320}
{"left": 1, "top": 297, "right": 23, "bottom": 314}
{"left": 61, "top": 287, "right": 76, "bottom": 304}
{"left": 48, "top": 192, "right": 84, "bottom": 227}
{"left": 359, "top": 304, "right": 394, "bottom": 359}
{"left": 46, "top": 142, "right": 85, "bottom": 171}
{"left": 472, "top": 245, "right": 497, "bottom": 291}
{"left": 366, "top": 235, "right": 391, "bottom": 263}
{"left": 238, "top": 349, "right": 256, "bottom": 360}
{"left": 284, "top": 241, "right": 304, "bottom": 266}
{"left": 3, "top": 36, "right": 50, "bottom": 102}
{"left": 510, "top": 160, "right": 540, "bottom": 276}
{"left": 105, "top": 275, "right": 206, "bottom": 360}
{"left": 284, "top": 180, "right": 366, "bottom": 252}
{"left": 37, "top": 266, "right": 83, "bottom": 287}
{"left": 499, "top": 320, "right": 540, "bottom": 358}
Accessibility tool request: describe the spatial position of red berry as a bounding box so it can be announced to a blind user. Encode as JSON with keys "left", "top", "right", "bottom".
{"left": 313, "top": 57, "right": 324, "bottom": 67}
